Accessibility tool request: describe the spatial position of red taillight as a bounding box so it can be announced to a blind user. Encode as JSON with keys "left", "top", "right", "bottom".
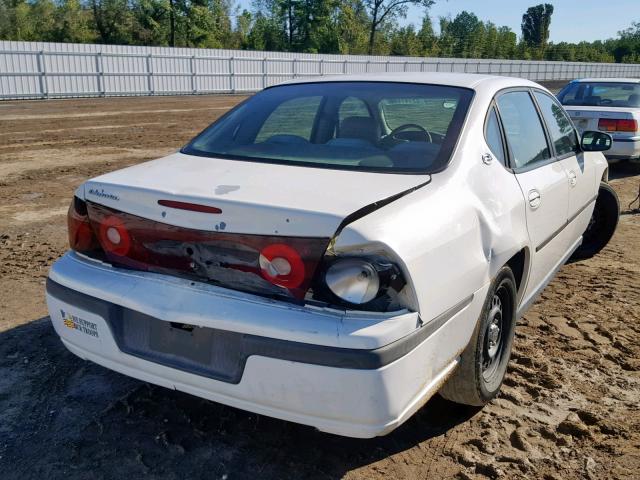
{"left": 84, "top": 202, "right": 330, "bottom": 300}
{"left": 598, "top": 118, "right": 616, "bottom": 131}
{"left": 617, "top": 119, "right": 638, "bottom": 132}
{"left": 598, "top": 118, "right": 638, "bottom": 132}
{"left": 67, "top": 197, "right": 98, "bottom": 252}
{"left": 259, "top": 243, "right": 305, "bottom": 289}
{"left": 98, "top": 215, "right": 131, "bottom": 256}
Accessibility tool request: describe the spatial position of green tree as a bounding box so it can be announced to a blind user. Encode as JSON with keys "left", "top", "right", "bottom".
{"left": 131, "top": 0, "right": 169, "bottom": 46}
{"left": 54, "top": 0, "right": 96, "bottom": 43}
{"left": 417, "top": 12, "right": 437, "bottom": 55}
{"left": 91, "top": 0, "right": 134, "bottom": 44}
{"left": 496, "top": 26, "right": 517, "bottom": 59}
{"left": 447, "top": 11, "right": 485, "bottom": 58}
{"left": 437, "top": 16, "right": 454, "bottom": 57}
{"left": 247, "top": 12, "right": 287, "bottom": 50}
{"left": 233, "top": 9, "right": 253, "bottom": 48}
{"left": 389, "top": 25, "right": 421, "bottom": 56}
{"left": 483, "top": 22, "right": 498, "bottom": 58}
{"left": 363, "top": 0, "right": 434, "bottom": 54}
{"left": 335, "top": 0, "right": 369, "bottom": 54}
{"left": 521, "top": 3, "right": 554, "bottom": 58}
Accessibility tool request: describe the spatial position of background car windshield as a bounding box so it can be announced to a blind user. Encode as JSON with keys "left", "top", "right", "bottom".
{"left": 184, "top": 82, "right": 473, "bottom": 173}
{"left": 558, "top": 82, "right": 640, "bottom": 107}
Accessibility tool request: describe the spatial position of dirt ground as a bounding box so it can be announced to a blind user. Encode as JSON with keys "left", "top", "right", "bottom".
{"left": 0, "top": 92, "right": 639, "bottom": 480}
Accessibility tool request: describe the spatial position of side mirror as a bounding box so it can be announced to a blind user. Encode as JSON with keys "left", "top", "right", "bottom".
{"left": 581, "top": 131, "right": 612, "bottom": 152}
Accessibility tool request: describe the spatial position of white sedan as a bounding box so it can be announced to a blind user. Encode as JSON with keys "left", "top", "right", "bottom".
{"left": 47, "top": 73, "right": 619, "bottom": 438}
{"left": 558, "top": 78, "right": 640, "bottom": 161}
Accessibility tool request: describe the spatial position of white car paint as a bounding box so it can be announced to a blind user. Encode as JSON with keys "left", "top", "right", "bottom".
{"left": 560, "top": 78, "right": 640, "bottom": 160}
{"left": 84, "top": 153, "right": 430, "bottom": 237}
{"left": 47, "top": 73, "right": 608, "bottom": 437}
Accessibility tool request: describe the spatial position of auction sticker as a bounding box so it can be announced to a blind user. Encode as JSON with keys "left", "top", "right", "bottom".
{"left": 61, "top": 310, "right": 99, "bottom": 338}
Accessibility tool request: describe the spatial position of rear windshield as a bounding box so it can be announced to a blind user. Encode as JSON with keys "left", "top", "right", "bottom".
{"left": 558, "top": 82, "right": 640, "bottom": 108}
{"left": 183, "top": 82, "right": 474, "bottom": 174}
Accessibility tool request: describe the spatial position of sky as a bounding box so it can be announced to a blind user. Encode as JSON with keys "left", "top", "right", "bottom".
{"left": 409, "top": 0, "right": 638, "bottom": 43}
{"left": 235, "top": 0, "right": 639, "bottom": 43}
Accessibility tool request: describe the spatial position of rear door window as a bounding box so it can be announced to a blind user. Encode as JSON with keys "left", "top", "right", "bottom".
{"left": 485, "top": 106, "right": 506, "bottom": 165}
{"left": 533, "top": 91, "right": 579, "bottom": 157}
{"left": 380, "top": 97, "right": 458, "bottom": 135}
{"left": 339, "top": 97, "right": 371, "bottom": 123}
{"left": 255, "top": 96, "right": 322, "bottom": 142}
{"left": 497, "top": 91, "right": 551, "bottom": 170}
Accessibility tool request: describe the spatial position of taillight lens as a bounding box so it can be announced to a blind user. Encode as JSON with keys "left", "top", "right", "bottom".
{"left": 67, "top": 197, "right": 99, "bottom": 253}
{"left": 598, "top": 118, "right": 638, "bottom": 132}
{"left": 84, "top": 202, "right": 329, "bottom": 300}
{"left": 98, "top": 215, "right": 131, "bottom": 257}
{"left": 617, "top": 119, "right": 638, "bottom": 132}
{"left": 259, "top": 243, "right": 305, "bottom": 289}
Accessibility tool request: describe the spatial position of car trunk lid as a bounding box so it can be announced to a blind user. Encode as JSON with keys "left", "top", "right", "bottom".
{"left": 83, "top": 152, "right": 430, "bottom": 237}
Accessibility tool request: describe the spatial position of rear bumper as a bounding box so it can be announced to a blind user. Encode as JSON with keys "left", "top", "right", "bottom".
{"left": 606, "top": 137, "right": 640, "bottom": 160}
{"left": 46, "top": 252, "right": 487, "bottom": 437}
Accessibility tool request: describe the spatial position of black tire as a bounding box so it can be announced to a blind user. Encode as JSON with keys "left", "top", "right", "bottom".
{"left": 439, "top": 266, "right": 517, "bottom": 406}
{"left": 571, "top": 182, "right": 620, "bottom": 261}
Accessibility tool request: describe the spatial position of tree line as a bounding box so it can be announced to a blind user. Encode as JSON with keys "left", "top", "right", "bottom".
{"left": 1, "top": 0, "right": 639, "bottom": 63}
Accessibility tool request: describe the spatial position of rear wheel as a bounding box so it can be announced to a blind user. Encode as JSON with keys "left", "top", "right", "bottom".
{"left": 439, "top": 266, "right": 517, "bottom": 406}
{"left": 571, "top": 182, "right": 619, "bottom": 261}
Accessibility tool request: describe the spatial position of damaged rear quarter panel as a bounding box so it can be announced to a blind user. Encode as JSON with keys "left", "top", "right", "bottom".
{"left": 333, "top": 104, "right": 530, "bottom": 325}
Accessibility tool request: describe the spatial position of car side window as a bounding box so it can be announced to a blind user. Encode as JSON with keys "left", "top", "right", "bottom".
{"left": 339, "top": 97, "right": 371, "bottom": 123}
{"left": 255, "top": 96, "right": 322, "bottom": 142}
{"left": 533, "top": 91, "right": 579, "bottom": 157}
{"left": 485, "top": 106, "right": 506, "bottom": 165}
{"left": 496, "top": 91, "right": 551, "bottom": 170}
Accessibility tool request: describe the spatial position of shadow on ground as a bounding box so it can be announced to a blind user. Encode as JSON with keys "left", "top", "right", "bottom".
{"left": 609, "top": 161, "right": 640, "bottom": 180}
{"left": 0, "top": 318, "right": 478, "bottom": 479}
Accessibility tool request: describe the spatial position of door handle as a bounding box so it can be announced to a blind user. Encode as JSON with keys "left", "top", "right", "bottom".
{"left": 568, "top": 170, "right": 577, "bottom": 187}
{"left": 528, "top": 189, "right": 541, "bottom": 209}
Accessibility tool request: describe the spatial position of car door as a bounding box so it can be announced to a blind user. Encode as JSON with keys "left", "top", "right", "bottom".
{"left": 532, "top": 90, "right": 598, "bottom": 239}
{"left": 495, "top": 90, "right": 571, "bottom": 298}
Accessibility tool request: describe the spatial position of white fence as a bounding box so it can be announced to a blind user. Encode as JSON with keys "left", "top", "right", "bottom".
{"left": 1, "top": 41, "right": 639, "bottom": 100}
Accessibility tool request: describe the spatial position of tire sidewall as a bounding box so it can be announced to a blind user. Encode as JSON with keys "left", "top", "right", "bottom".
{"left": 473, "top": 267, "right": 517, "bottom": 401}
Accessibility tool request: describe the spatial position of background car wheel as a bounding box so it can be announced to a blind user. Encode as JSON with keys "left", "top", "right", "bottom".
{"left": 571, "top": 182, "right": 620, "bottom": 261}
{"left": 439, "top": 266, "right": 517, "bottom": 406}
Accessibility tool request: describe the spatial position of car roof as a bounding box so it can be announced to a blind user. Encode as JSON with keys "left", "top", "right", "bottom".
{"left": 275, "top": 72, "right": 543, "bottom": 92}
{"left": 570, "top": 78, "right": 640, "bottom": 84}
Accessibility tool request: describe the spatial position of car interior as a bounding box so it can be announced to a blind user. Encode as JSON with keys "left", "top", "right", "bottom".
{"left": 560, "top": 83, "right": 640, "bottom": 107}
{"left": 188, "top": 83, "right": 472, "bottom": 173}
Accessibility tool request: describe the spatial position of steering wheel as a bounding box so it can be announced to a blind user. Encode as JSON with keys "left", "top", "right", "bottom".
{"left": 600, "top": 98, "right": 613, "bottom": 105}
{"left": 388, "top": 123, "right": 433, "bottom": 143}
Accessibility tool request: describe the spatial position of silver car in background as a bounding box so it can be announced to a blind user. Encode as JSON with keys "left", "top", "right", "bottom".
{"left": 558, "top": 78, "right": 640, "bottom": 161}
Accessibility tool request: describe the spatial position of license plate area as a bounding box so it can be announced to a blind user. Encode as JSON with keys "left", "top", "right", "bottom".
{"left": 111, "top": 309, "right": 246, "bottom": 383}
{"left": 149, "top": 321, "right": 213, "bottom": 366}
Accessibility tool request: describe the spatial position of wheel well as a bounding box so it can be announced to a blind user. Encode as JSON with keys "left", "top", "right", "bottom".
{"left": 506, "top": 249, "right": 526, "bottom": 296}
{"left": 601, "top": 167, "right": 609, "bottom": 183}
